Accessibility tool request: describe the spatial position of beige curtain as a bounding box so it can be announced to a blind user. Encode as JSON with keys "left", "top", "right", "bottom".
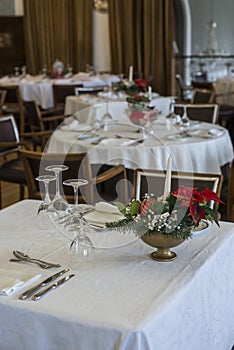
{"left": 108, "top": 0, "right": 174, "bottom": 95}
{"left": 23, "top": 0, "right": 93, "bottom": 74}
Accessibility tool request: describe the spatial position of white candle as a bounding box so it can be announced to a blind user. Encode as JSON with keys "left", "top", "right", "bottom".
{"left": 148, "top": 86, "right": 152, "bottom": 100}
{"left": 129, "top": 66, "right": 133, "bottom": 82}
{"left": 163, "top": 156, "right": 172, "bottom": 197}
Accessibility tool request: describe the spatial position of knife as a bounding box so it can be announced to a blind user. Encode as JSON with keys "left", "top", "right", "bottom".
{"left": 18, "top": 268, "right": 69, "bottom": 300}
{"left": 31, "top": 274, "right": 75, "bottom": 301}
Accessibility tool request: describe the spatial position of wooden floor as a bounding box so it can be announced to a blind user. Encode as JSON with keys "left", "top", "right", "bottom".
{"left": 1, "top": 181, "right": 28, "bottom": 209}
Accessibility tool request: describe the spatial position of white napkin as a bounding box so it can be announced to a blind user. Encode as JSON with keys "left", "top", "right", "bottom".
{"left": 100, "top": 138, "right": 137, "bottom": 147}
{"left": 208, "top": 128, "right": 223, "bottom": 137}
{"left": 84, "top": 201, "right": 124, "bottom": 227}
{"left": 95, "top": 201, "right": 120, "bottom": 214}
{"left": 0, "top": 274, "right": 41, "bottom": 296}
{"left": 61, "top": 120, "right": 92, "bottom": 132}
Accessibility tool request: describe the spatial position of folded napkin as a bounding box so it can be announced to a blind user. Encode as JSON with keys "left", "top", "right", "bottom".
{"left": 208, "top": 128, "right": 223, "bottom": 137}
{"left": 0, "top": 274, "right": 41, "bottom": 296}
{"left": 100, "top": 138, "right": 137, "bottom": 147}
{"left": 84, "top": 201, "right": 124, "bottom": 227}
{"left": 61, "top": 119, "right": 91, "bottom": 132}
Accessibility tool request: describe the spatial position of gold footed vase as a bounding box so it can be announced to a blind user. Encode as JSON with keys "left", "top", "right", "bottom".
{"left": 140, "top": 231, "right": 186, "bottom": 262}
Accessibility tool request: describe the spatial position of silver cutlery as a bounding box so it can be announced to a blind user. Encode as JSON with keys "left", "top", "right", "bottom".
{"left": 9, "top": 258, "right": 55, "bottom": 269}
{"left": 31, "top": 274, "right": 75, "bottom": 301}
{"left": 18, "top": 269, "right": 69, "bottom": 300}
{"left": 12, "top": 251, "right": 61, "bottom": 268}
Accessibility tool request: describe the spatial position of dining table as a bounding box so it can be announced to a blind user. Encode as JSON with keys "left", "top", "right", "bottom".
{"left": 0, "top": 199, "right": 233, "bottom": 350}
{"left": 0, "top": 73, "right": 120, "bottom": 110}
{"left": 46, "top": 105, "right": 234, "bottom": 175}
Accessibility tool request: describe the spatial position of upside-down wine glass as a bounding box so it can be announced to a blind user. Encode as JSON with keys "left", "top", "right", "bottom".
{"left": 62, "top": 178, "right": 95, "bottom": 270}
{"left": 45, "top": 164, "right": 69, "bottom": 200}
{"left": 36, "top": 175, "right": 56, "bottom": 230}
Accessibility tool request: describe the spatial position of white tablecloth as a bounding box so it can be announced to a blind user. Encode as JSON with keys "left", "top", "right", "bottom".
{"left": 0, "top": 73, "right": 120, "bottom": 110}
{"left": 0, "top": 200, "right": 233, "bottom": 350}
{"left": 46, "top": 112, "right": 234, "bottom": 174}
{"left": 64, "top": 94, "right": 171, "bottom": 117}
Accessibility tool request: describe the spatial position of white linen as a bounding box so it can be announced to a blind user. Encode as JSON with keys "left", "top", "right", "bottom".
{"left": 215, "top": 76, "right": 234, "bottom": 106}
{"left": 0, "top": 74, "right": 120, "bottom": 110}
{"left": 0, "top": 200, "right": 233, "bottom": 350}
{"left": 0, "top": 273, "right": 41, "bottom": 296}
{"left": 47, "top": 113, "right": 234, "bottom": 174}
{"left": 64, "top": 95, "right": 171, "bottom": 117}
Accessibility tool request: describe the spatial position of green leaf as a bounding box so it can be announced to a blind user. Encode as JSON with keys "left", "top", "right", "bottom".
{"left": 113, "top": 201, "right": 126, "bottom": 215}
{"left": 129, "top": 200, "right": 141, "bottom": 216}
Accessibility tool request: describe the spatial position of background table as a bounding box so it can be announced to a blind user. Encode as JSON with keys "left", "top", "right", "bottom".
{"left": 0, "top": 200, "right": 233, "bottom": 350}
{"left": 0, "top": 73, "right": 120, "bottom": 110}
{"left": 64, "top": 94, "right": 172, "bottom": 117}
{"left": 47, "top": 113, "right": 234, "bottom": 174}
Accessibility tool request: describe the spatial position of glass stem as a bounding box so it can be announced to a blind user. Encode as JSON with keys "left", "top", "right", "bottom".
{"left": 55, "top": 171, "right": 60, "bottom": 198}
{"left": 74, "top": 186, "right": 79, "bottom": 206}
{"left": 44, "top": 181, "right": 50, "bottom": 203}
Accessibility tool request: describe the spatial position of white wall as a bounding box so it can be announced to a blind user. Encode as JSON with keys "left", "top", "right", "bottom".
{"left": 92, "top": 9, "right": 111, "bottom": 72}
{"left": 189, "top": 0, "right": 234, "bottom": 54}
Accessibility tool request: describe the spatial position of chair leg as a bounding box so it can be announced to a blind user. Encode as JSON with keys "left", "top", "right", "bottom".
{"left": 0, "top": 181, "right": 2, "bottom": 209}
{"left": 19, "top": 184, "right": 25, "bottom": 201}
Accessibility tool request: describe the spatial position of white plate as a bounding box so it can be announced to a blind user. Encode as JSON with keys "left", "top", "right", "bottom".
{"left": 191, "top": 220, "right": 209, "bottom": 236}
{"left": 76, "top": 133, "right": 100, "bottom": 142}
{"left": 166, "top": 133, "right": 190, "bottom": 140}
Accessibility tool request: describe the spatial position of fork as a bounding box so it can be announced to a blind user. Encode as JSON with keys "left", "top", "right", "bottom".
{"left": 9, "top": 258, "right": 55, "bottom": 269}
{"left": 12, "top": 251, "right": 61, "bottom": 268}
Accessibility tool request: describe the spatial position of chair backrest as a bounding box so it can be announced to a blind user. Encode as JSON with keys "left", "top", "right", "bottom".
{"left": 75, "top": 86, "right": 106, "bottom": 95}
{"left": 227, "top": 159, "right": 234, "bottom": 222}
{"left": 191, "top": 80, "right": 214, "bottom": 91}
{"left": 191, "top": 71, "right": 208, "bottom": 82}
{"left": 20, "top": 150, "right": 94, "bottom": 203}
{"left": 174, "top": 103, "right": 219, "bottom": 124}
{"left": 2, "top": 85, "right": 25, "bottom": 135}
{"left": 0, "top": 89, "right": 6, "bottom": 113}
{"left": 0, "top": 115, "right": 20, "bottom": 156}
{"left": 53, "top": 84, "right": 83, "bottom": 106}
{"left": 191, "top": 88, "right": 215, "bottom": 104}
{"left": 132, "top": 168, "right": 223, "bottom": 211}
{"left": 23, "top": 100, "right": 43, "bottom": 132}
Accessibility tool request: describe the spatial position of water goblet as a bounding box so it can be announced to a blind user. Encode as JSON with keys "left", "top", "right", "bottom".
{"left": 63, "top": 178, "right": 95, "bottom": 270}
{"left": 36, "top": 174, "right": 56, "bottom": 230}
{"left": 180, "top": 105, "right": 190, "bottom": 128}
{"left": 45, "top": 164, "right": 69, "bottom": 200}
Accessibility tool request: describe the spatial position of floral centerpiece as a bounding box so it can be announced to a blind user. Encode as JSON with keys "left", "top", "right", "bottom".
{"left": 106, "top": 187, "right": 223, "bottom": 261}
{"left": 126, "top": 94, "right": 160, "bottom": 126}
{"left": 112, "top": 78, "right": 148, "bottom": 96}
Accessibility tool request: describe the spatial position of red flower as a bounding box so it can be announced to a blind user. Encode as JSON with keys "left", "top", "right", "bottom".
{"left": 140, "top": 198, "right": 156, "bottom": 216}
{"left": 134, "top": 78, "right": 147, "bottom": 88}
{"left": 199, "top": 188, "right": 224, "bottom": 204}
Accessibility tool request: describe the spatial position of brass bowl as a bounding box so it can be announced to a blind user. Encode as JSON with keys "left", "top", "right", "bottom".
{"left": 141, "top": 231, "right": 186, "bottom": 262}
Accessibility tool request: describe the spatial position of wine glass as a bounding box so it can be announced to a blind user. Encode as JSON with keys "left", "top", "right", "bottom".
{"left": 180, "top": 105, "right": 190, "bottom": 128}
{"left": 45, "top": 165, "right": 69, "bottom": 200}
{"left": 36, "top": 175, "right": 56, "bottom": 230}
{"left": 62, "top": 178, "right": 95, "bottom": 270}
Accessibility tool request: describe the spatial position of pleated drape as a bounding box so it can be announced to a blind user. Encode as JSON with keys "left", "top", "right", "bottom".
{"left": 108, "top": 0, "right": 174, "bottom": 95}
{"left": 23, "top": 0, "right": 93, "bottom": 74}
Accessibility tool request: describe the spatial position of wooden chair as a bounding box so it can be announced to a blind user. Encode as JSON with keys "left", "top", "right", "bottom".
{"left": 191, "top": 80, "right": 214, "bottom": 91}
{"left": 23, "top": 101, "right": 65, "bottom": 150}
{"left": 226, "top": 159, "right": 234, "bottom": 222}
{"left": 52, "top": 84, "right": 83, "bottom": 114}
{"left": 132, "top": 168, "right": 223, "bottom": 212}
{"left": 190, "top": 88, "right": 215, "bottom": 104}
{"left": 20, "top": 150, "right": 129, "bottom": 205}
{"left": 0, "top": 89, "right": 6, "bottom": 114}
{"left": 191, "top": 71, "right": 208, "bottom": 82}
{"left": 174, "top": 103, "right": 219, "bottom": 124}
{"left": 74, "top": 86, "right": 106, "bottom": 95}
{"left": 1, "top": 85, "right": 25, "bottom": 136}
{"left": 175, "top": 74, "right": 193, "bottom": 102}
{"left": 0, "top": 115, "right": 28, "bottom": 208}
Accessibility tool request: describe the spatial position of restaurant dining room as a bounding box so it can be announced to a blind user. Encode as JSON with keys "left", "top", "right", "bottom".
{"left": 0, "top": 0, "right": 234, "bottom": 349}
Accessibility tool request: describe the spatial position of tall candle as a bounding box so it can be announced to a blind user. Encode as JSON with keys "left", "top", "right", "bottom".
{"left": 163, "top": 156, "right": 172, "bottom": 197}
{"left": 148, "top": 86, "right": 152, "bottom": 100}
{"left": 129, "top": 66, "right": 133, "bottom": 82}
